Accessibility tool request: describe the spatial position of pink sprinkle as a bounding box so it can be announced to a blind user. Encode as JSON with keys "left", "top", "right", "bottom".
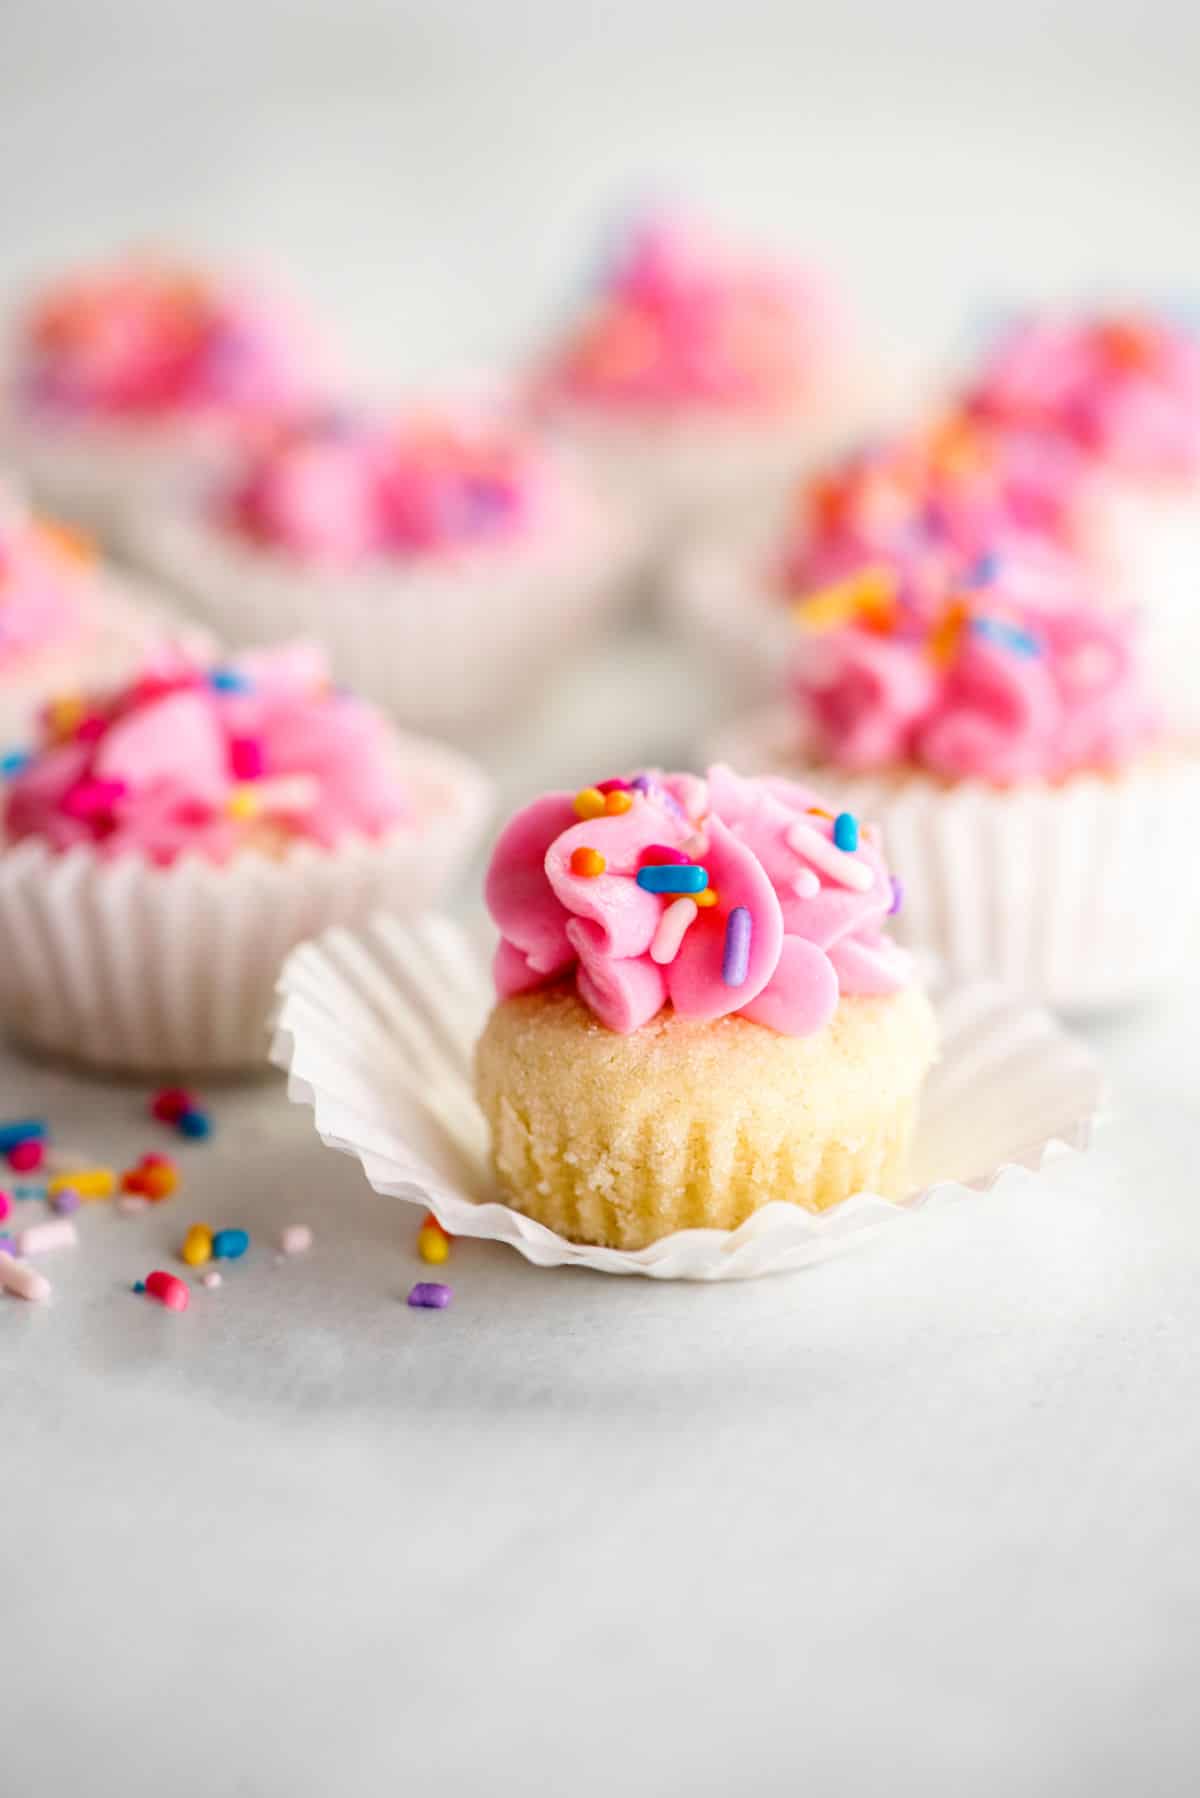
{"left": 596, "top": 778, "right": 632, "bottom": 793}
{"left": 230, "top": 736, "right": 265, "bottom": 780}
{"left": 638, "top": 843, "right": 689, "bottom": 868}
{"left": 7, "top": 1138, "right": 44, "bottom": 1173}
{"left": 74, "top": 714, "right": 108, "bottom": 744}
{"left": 0, "top": 1191, "right": 9, "bottom": 1223}
{"left": 61, "top": 778, "right": 127, "bottom": 819}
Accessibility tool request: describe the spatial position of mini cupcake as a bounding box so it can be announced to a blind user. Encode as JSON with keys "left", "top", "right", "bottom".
{"left": 127, "top": 402, "right": 636, "bottom": 739}
{"left": 963, "top": 308, "right": 1200, "bottom": 712}
{"left": 664, "top": 412, "right": 1082, "bottom": 705}
{"left": 0, "top": 642, "right": 489, "bottom": 1073}
{"left": 0, "top": 478, "right": 209, "bottom": 752}
{"left": 711, "top": 547, "right": 1200, "bottom": 1009}
{"left": 533, "top": 214, "right": 890, "bottom": 546}
{"left": 475, "top": 765, "right": 936, "bottom": 1249}
{"left": 1, "top": 254, "right": 329, "bottom": 537}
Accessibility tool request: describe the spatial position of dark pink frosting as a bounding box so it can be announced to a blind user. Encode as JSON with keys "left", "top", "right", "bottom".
{"left": 485, "top": 766, "right": 910, "bottom": 1037}
{"left": 965, "top": 311, "right": 1200, "bottom": 479}
{"left": 794, "top": 556, "right": 1159, "bottom": 782}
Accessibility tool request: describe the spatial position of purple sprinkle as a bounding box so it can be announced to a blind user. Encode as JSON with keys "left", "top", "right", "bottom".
{"left": 51, "top": 1188, "right": 81, "bottom": 1215}
{"left": 0, "top": 1234, "right": 14, "bottom": 1254}
{"left": 721, "top": 906, "right": 752, "bottom": 988}
{"left": 888, "top": 875, "right": 904, "bottom": 916}
{"left": 408, "top": 1282, "right": 453, "bottom": 1310}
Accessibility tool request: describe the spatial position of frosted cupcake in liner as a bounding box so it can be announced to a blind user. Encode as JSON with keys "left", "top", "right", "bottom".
{"left": 1, "top": 254, "right": 331, "bottom": 538}
{"left": 710, "top": 547, "right": 1200, "bottom": 1009}
{"left": 0, "top": 641, "right": 489, "bottom": 1073}
{"left": 963, "top": 307, "right": 1200, "bottom": 715}
{"left": 474, "top": 764, "right": 936, "bottom": 1249}
{"left": 127, "top": 401, "right": 638, "bottom": 739}
{"left": 0, "top": 478, "right": 211, "bottom": 751}
{"left": 532, "top": 213, "right": 895, "bottom": 547}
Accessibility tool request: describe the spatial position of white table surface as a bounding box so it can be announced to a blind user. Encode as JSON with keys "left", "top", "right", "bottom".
{"left": 2, "top": 625, "right": 1198, "bottom": 1798}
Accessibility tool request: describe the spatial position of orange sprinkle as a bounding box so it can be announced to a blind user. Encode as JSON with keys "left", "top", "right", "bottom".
{"left": 928, "top": 599, "right": 968, "bottom": 669}
{"left": 806, "top": 806, "right": 835, "bottom": 820}
{"left": 694, "top": 886, "right": 719, "bottom": 909}
{"left": 573, "top": 787, "right": 606, "bottom": 821}
{"left": 604, "top": 789, "right": 633, "bottom": 815}
{"left": 792, "top": 566, "right": 898, "bottom": 634}
{"left": 570, "top": 846, "right": 606, "bottom": 878}
{"left": 34, "top": 517, "right": 97, "bottom": 568}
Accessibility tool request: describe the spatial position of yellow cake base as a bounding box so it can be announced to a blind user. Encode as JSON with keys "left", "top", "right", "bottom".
{"left": 474, "top": 984, "right": 938, "bottom": 1249}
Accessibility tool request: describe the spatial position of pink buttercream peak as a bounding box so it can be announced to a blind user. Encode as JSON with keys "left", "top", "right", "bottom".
{"left": 16, "top": 255, "right": 325, "bottom": 422}
{"left": 545, "top": 214, "right": 841, "bottom": 413}
{"left": 218, "top": 406, "right": 553, "bottom": 566}
{"left": 965, "top": 310, "right": 1200, "bottom": 479}
{"left": 4, "top": 642, "right": 409, "bottom": 864}
{"left": 485, "top": 766, "right": 910, "bottom": 1036}
{"left": 792, "top": 552, "right": 1159, "bottom": 782}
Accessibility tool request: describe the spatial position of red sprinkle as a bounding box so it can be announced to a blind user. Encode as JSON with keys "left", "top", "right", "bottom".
{"left": 421, "top": 1210, "right": 452, "bottom": 1241}
{"left": 596, "top": 778, "right": 632, "bottom": 793}
{"left": 638, "top": 843, "right": 689, "bottom": 868}
{"left": 7, "top": 1139, "right": 44, "bottom": 1173}
{"left": 150, "top": 1087, "right": 197, "bottom": 1124}
{"left": 144, "top": 1270, "right": 190, "bottom": 1312}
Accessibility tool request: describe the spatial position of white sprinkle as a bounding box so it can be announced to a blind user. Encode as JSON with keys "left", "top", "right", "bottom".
{"left": 16, "top": 1220, "right": 77, "bottom": 1257}
{"left": 117, "top": 1195, "right": 149, "bottom": 1216}
{"left": 650, "top": 897, "right": 699, "bottom": 965}
{"left": 201, "top": 1270, "right": 222, "bottom": 1289}
{"left": 785, "top": 821, "right": 874, "bottom": 891}
{"left": 280, "top": 1225, "right": 313, "bottom": 1256}
{"left": 0, "top": 1250, "right": 51, "bottom": 1303}
{"left": 792, "top": 868, "right": 821, "bottom": 899}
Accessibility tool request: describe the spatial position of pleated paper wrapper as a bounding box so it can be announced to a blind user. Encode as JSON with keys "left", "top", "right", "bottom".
{"left": 126, "top": 490, "right": 643, "bottom": 741}
{"left": 0, "top": 745, "right": 490, "bottom": 1075}
{"left": 271, "top": 914, "right": 1103, "bottom": 1282}
{"left": 711, "top": 706, "right": 1200, "bottom": 1011}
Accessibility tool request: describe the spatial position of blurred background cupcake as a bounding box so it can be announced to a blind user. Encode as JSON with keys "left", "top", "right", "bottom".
{"left": 0, "top": 476, "right": 209, "bottom": 752}
{"left": 0, "top": 252, "right": 333, "bottom": 540}
{"left": 0, "top": 640, "right": 489, "bottom": 1072}
{"left": 531, "top": 211, "right": 902, "bottom": 554}
{"left": 710, "top": 544, "right": 1200, "bottom": 1010}
{"left": 127, "top": 398, "right": 638, "bottom": 741}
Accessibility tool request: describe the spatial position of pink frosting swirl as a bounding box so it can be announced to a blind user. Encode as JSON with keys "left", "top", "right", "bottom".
{"left": 965, "top": 311, "right": 1200, "bottom": 478}
{"left": 219, "top": 407, "right": 554, "bottom": 567}
{"left": 16, "top": 258, "right": 324, "bottom": 422}
{"left": 4, "top": 642, "right": 409, "bottom": 864}
{"left": 485, "top": 765, "right": 910, "bottom": 1037}
{"left": 0, "top": 488, "right": 91, "bottom": 672}
{"left": 544, "top": 216, "right": 841, "bottom": 413}
{"left": 794, "top": 555, "right": 1159, "bottom": 782}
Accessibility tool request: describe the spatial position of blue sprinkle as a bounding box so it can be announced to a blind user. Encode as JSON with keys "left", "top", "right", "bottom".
{"left": 969, "top": 552, "right": 1002, "bottom": 586}
{"left": 833, "top": 812, "right": 859, "bottom": 853}
{"left": 0, "top": 1119, "right": 46, "bottom": 1152}
{"left": 636, "top": 864, "right": 709, "bottom": 896}
{"left": 0, "top": 749, "right": 31, "bottom": 778}
{"left": 14, "top": 1185, "right": 46, "bottom": 1201}
{"left": 721, "top": 907, "right": 752, "bottom": 988}
{"left": 970, "top": 617, "right": 1040, "bottom": 658}
{"left": 208, "top": 669, "right": 254, "bottom": 694}
{"left": 212, "top": 1228, "right": 249, "bottom": 1260}
{"left": 132, "top": 1281, "right": 146, "bottom": 1294}
{"left": 177, "top": 1109, "right": 212, "bottom": 1140}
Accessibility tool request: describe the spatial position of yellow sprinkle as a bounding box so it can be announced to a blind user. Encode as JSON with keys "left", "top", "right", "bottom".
{"left": 573, "top": 787, "right": 606, "bottom": 820}
{"left": 418, "top": 1226, "right": 450, "bottom": 1265}
{"left": 45, "top": 695, "right": 86, "bottom": 742}
{"left": 694, "top": 887, "right": 719, "bottom": 909}
{"left": 604, "top": 789, "right": 633, "bottom": 815}
{"left": 48, "top": 1168, "right": 114, "bottom": 1200}
{"left": 226, "top": 787, "right": 260, "bottom": 821}
{"left": 791, "top": 566, "right": 898, "bottom": 634}
{"left": 181, "top": 1224, "right": 213, "bottom": 1268}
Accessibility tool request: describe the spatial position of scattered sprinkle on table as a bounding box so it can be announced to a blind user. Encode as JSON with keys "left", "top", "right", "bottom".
{"left": 0, "top": 1250, "right": 51, "bottom": 1303}
{"left": 408, "top": 1282, "right": 452, "bottom": 1310}
{"left": 280, "top": 1225, "right": 312, "bottom": 1256}
{"left": 142, "top": 1270, "right": 189, "bottom": 1312}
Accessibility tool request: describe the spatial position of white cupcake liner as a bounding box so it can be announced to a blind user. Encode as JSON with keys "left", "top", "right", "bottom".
{"left": 710, "top": 705, "right": 1200, "bottom": 1011}
{"left": 0, "top": 737, "right": 490, "bottom": 1074}
{"left": 0, "top": 571, "right": 215, "bottom": 752}
{"left": 270, "top": 913, "right": 1102, "bottom": 1282}
{"left": 125, "top": 491, "right": 641, "bottom": 741}
{"left": 0, "top": 405, "right": 235, "bottom": 545}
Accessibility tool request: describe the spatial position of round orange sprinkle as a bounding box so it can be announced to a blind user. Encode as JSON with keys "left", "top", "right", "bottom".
{"left": 604, "top": 789, "right": 634, "bottom": 815}
{"left": 573, "top": 787, "right": 606, "bottom": 820}
{"left": 694, "top": 886, "right": 719, "bottom": 909}
{"left": 570, "top": 846, "right": 606, "bottom": 878}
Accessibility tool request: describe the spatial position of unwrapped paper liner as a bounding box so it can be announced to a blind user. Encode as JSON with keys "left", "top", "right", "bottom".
{"left": 0, "top": 743, "right": 490, "bottom": 1074}
{"left": 126, "top": 489, "right": 642, "bottom": 739}
{"left": 711, "top": 706, "right": 1200, "bottom": 1010}
{"left": 270, "top": 913, "right": 1103, "bottom": 1281}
